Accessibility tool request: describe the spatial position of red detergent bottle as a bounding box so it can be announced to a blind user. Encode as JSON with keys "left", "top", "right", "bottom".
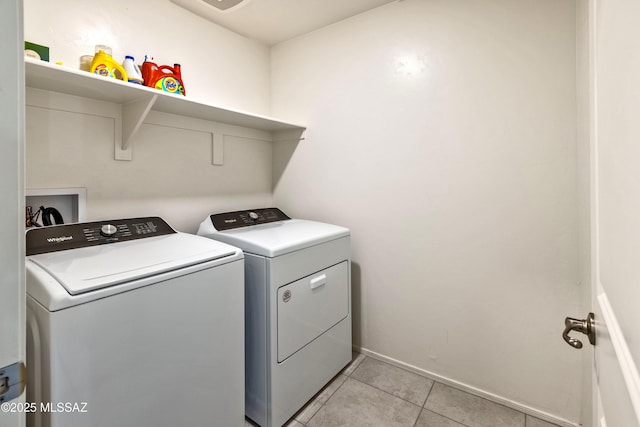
{"left": 141, "top": 56, "right": 186, "bottom": 96}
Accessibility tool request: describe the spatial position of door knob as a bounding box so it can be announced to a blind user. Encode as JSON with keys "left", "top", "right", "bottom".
{"left": 563, "top": 312, "right": 595, "bottom": 349}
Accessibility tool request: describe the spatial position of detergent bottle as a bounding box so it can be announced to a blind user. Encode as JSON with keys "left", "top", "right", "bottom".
{"left": 122, "top": 56, "right": 144, "bottom": 85}
{"left": 141, "top": 57, "right": 186, "bottom": 96}
{"left": 90, "top": 45, "right": 128, "bottom": 82}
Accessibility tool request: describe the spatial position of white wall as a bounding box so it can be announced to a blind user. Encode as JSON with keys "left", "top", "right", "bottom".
{"left": 23, "top": 0, "right": 586, "bottom": 422}
{"left": 25, "top": 100, "right": 274, "bottom": 232}
{"left": 271, "top": 0, "right": 581, "bottom": 423}
{"left": 23, "top": 0, "right": 274, "bottom": 232}
{"left": 24, "top": 0, "right": 270, "bottom": 114}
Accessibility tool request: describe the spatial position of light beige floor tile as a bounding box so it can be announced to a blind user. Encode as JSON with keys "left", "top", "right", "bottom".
{"left": 351, "top": 357, "right": 434, "bottom": 406}
{"left": 424, "top": 383, "right": 525, "bottom": 427}
{"left": 295, "top": 374, "right": 348, "bottom": 424}
{"left": 526, "top": 415, "right": 560, "bottom": 427}
{"left": 341, "top": 351, "right": 367, "bottom": 376}
{"left": 308, "top": 377, "right": 420, "bottom": 427}
{"left": 415, "top": 409, "right": 467, "bottom": 427}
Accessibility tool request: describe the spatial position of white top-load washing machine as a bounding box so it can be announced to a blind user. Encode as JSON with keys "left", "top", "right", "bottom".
{"left": 25, "top": 217, "right": 245, "bottom": 427}
{"left": 198, "top": 208, "right": 351, "bottom": 427}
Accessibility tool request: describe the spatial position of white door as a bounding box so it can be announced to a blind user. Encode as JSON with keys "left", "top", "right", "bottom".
{"left": 589, "top": 0, "right": 640, "bottom": 426}
{"left": 0, "top": 0, "right": 26, "bottom": 426}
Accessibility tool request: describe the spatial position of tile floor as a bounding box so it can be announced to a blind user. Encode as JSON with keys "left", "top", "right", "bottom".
{"left": 245, "top": 353, "right": 562, "bottom": 427}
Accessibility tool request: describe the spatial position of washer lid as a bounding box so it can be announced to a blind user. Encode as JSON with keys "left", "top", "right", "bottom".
{"left": 198, "top": 218, "right": 349, "bottom": 257}
{"left": 28, "top": 233, "right": 237, "bottom": 295}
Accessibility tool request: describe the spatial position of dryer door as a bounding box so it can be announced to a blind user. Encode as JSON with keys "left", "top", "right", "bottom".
{"left": 277, "top": 261, "right": 349, "bottom": 362}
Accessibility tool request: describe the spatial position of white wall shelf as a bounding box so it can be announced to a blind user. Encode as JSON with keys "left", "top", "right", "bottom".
{"left": 24, "top": 58, "right": 306, "bottom": 162}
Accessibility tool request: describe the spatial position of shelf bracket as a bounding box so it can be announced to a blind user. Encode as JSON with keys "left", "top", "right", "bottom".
{"left": 116, "top": 93, "right": 158, "bottom": 160}
{"left": 272, "top": 128, "right": 306, "bottom": 143}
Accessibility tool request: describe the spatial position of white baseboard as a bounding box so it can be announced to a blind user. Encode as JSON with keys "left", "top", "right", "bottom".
{"left": 353, "top": 345, "right": 578, "bottom": 427}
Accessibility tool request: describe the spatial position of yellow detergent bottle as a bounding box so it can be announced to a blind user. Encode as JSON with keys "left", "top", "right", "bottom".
{"left": 90, "top": 45, "right": 128, "bottom": 82}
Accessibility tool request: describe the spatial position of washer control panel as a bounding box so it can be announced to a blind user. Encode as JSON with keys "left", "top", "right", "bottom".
{"left": 210, "top": 208, "right": 290, "bottom": 231}
{"left": 26, "top": 217, "right": 176, "bottom": 256}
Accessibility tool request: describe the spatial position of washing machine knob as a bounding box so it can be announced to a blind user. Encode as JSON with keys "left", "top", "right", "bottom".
{"left": 248, "top": 212, "right": 259, "bottom": 220}
{"left": 100, "top": 224, "right": 118, "bottom": 237}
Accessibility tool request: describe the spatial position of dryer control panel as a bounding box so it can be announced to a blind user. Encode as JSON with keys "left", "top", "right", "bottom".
{"left": 26, "top": 217, "right": 176, "bottom": 256}
{"left": 210, "top": 208, "right": 290, "bottom": 231}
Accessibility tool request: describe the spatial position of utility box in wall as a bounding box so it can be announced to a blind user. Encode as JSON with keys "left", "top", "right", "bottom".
{"left": 26, "top": 188, "right": 86, "bottom": 227}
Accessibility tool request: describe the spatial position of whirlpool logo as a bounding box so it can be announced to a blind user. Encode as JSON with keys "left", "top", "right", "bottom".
{"left": 47, "top": 236, "right": 73, "bottom": 244}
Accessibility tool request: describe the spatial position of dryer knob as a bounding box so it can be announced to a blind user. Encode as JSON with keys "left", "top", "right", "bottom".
{"left": 248, "top": 212, "right": 259, "bottom": 220}
{"left": 100, "top": 224, "right": 118, "bottom": 237}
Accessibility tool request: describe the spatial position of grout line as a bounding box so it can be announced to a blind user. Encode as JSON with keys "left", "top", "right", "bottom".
{"left": 461, "top": 384, "right": 527, "bottom": 421}
{"left": 420, "top": 408, "right": 475, "bottom": 427}
{"left": 298, "top": 354, "right": 545, "bottom": 427}
{"left": 351, "top": 355, "right": 527, "bottom": 427}
{"left": 348, "top": 375, "right": 423, "bottom": 409}
{"left": 421, "top": 379, "right": 435, "bottom": 408}
{"left": 433, "top": 382, "right": 529, "bottom": 425}
{"left": 358, "top": 353, "right": 436, "bottom": 382}
{"left": 357, "top": 347, "right": 575, "bottom": 427}
{"left": 344, "top": 353, "right": 367, "bottom": 377}
{"left": 298, "top": 373, "right": 349, "bottom": 426}
{"left": 293, "top": 354, "right": 366, "bottom": 425}
{"left": 352, "top": 354, "right": 437, "bottom": 409}
{"left": 411, "top": 408, "right": 421, "bottom": 427}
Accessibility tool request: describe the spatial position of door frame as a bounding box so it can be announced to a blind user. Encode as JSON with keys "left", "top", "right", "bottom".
{"left": 0, "top": 0, "right": 26, "bottom": 425}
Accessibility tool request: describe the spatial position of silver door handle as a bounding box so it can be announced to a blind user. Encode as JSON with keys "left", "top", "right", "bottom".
{"left": 562, "top": 312, "right": 595, "bottom": 349}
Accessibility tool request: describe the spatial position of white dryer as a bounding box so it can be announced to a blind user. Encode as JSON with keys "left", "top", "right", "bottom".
{"left": 198, "top": 208, "right": 351, "bottom": 427}
{"left": 26, "top": 217, "right": 245, "bottom": 427}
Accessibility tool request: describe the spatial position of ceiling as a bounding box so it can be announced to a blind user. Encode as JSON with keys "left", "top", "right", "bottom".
{"left": 170, "top": 0, "right": 398, "bottom": 46}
